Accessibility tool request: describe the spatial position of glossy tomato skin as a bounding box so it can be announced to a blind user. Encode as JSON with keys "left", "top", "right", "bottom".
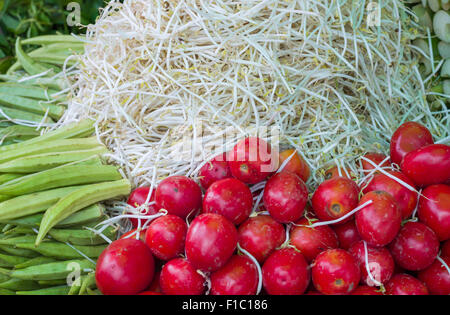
{"left": 228, "top": 137, "right": 277, "bottom": 184}
{"left": 155, "top": 176, "right": 202, "bottom": 219}
{"left": 389, "top": 221, "right": 440, "bottom": 271}
{"left": 311, "top": 177, "right": 359, "bottom": 223}
{"left": 262, "top": 248, "right": 310, "bottom": 295}
{"left": 185, "top": 213, "right": 238, "bottom": 272}
{"left": 290, "top": 217, "right": 339, "bottom": 262}
{"left": 238, "top": 215, "right": 286, "bottom": 263}
{"left": 362, "top": 171, "right": 418, "bottom": 219}
{"left": 332, "top": 220, "right": 362, "bottom": 250}
{"left": 311, "top": 249, "right": 360, "bottom": 295}
{"left": 278, "top": 149, "right": 310, "bottom": 182}
{"left": 202, "top": 178, "right": 253, "bottom": 225}
{"left": 361, "top": 152, "right": 390, "bottom": 173}
{"left": 418, "top": 257, "right": 450, "bottom": 295}
{"left": 324, "top": 166, "right": 354, "bottom": 181}
{"left": 390, "top": 121, "right": 433, "bottom": 166}
{"left": 160, "top": 258, "right": 205, "bottom": 295}
{"left": 263, "top": 171, "right": 308, "bottom": 223}
{"left": 401, "top": 144, "right": 450, "bottom": 187}
{"left": 96, "top": 239, "right": 155, "bottom": 295}
{"left": 385, "top": 274, "right": 429, "bottom": 295}
{"left": 348, "top": 241, "right": 395, "bottom": 286}
{"left": 145, "top": 215, "right": 187, "bottom": 261}
{"left": 198, "top": 153, "right": 232, "bottom": 190}
{"left": 127, "top": 187, "right": 158, "bottom": 228}
{"left": 350, "top": 286, "right": 383, "bottom": 295}
{"left": 418, "top": 184, "right": 450, "bottom": 241}
{"left": 355, "top": 191, "right": 402, "bottom": 247}
{"left": 210, "top": 255, "right": 258, "bottom": 295}
{"left": 442, "top": 240, "right": 450, "bottom": 258}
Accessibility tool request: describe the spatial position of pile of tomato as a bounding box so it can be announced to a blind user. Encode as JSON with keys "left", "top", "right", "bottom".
{"left": 94, "top": 122, "right": 450, "bottom": 295}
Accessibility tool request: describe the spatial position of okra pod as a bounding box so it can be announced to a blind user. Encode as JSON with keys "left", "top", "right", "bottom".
{"left": 0, "top": 83, "right": 60, "bottom": 100}
{"left": 48, "top": 225, "right": 117, "bottom": 246}
{"left": 0, "top": 278, "right": 41, "bottom": 291}
{"left": 0, "top": 93, "right": 65, "bottom": 120}
{"left": 0, "top": 105, "right": 54, "bottom": 124}
{"left": 0, "top": 174, "right": 22, "bottom": 185}
{"left": 16, "top": 285, "right": 71, "bottom": 295}
{"left": 0, "top": 245, "right": 40, "bottom": 258}
{"left": 79, "top": 272, "right": 96, "bottom": 295}
{"left": 37, "top": 179, "right": 131, "bottom": 244}
{"left": 37, "top": 279, "right": 68, "bottom": 286}
{"left": 21, "top": 35, "right": 83, "bottom": 46}
{"left": 0, "top": 253, "right": 29, "bottom": 267}
{"left": 15, "top": 256, "right": 57, "bottom": 269}
{"left": 0, "top": 125, "right": 41, "bottom": 143}
{"left": 15, "top": 38, "right": 57, "bottom": 76}
{"left": 0, "top": 288, "right": 14, "bottom": 295}
{"left": 15, "top": 242, "right": 107, "bottom": 260}
{"left": 0, "top": 147, "right": 108, "bottom": 173}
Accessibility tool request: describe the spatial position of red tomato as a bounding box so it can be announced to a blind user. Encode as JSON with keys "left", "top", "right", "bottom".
{"left": 385, "top": 274, "right": 429, "bottom": 295}
{"left": 390, "top": 121, "right": 433, "bottom": 166}
{"left": 401, "top": 144, "right": 450, "bottom": 187}
{"left": 442, "top": 240, "right": 450, "bottom": 258}
{"left": 127, "top": 187, "right": 158, "bottom": 228}
{"left": 348, "top": 241, "right": 395, "bottom": 286}
{"left": 361, "top": 152, "right": 390, "bottom": 173}
{"left": 155, "top": 176, "right": 202, "bottom": 219}
{"left": 160, "top": 258, "right": 205, "bottom": 295}
{"left": 238, "top": 215, "right": 286, "bottom": 263}
{"left": 332, "top": 220, "right": 362, "bottom": 250}
{"left": 120, "top": 228, "right": 147, "bottom": 242}
{"left": 362, "top": 170, "right": 418, "bottom": 219}
{"left": 350, "top": 285, "right": 383, "bottom": 295}
{"left": 389, "top": 221, "right": 440, "bottom": 271}
{"left": 138, "top": 291, "right": 163, "bottom": 295}
{"left": 278, "top": 149, "right": 310, "bottom": 182}
{"left": 324, "top": 166, "right": 355, "bottom": 180}
{"left": 418, "top": 184, "right": 450, "bottom": 241}
{"left": 198, "top": 153, "right": 232, "bottom": 190}
{"left": 290, "top": 217, "right": 339, "bottom": 262}
{"left": 355, "top": 191, "right": 402, "bottom": 247}
{"left": 263, "top": 171, "right": 308, "bottom": 223}
{"left": 312, "top": 177, "right": 359, "bottom": 223}
{"left": 145, "top": 215, "right": 187, "bottom": 261}
{"left": 311, "top": 249, "right": 360, "bottom": 295}
{"left": 418, "top": 257, "right": 450, "bottom": 295}
{"left": 202, "top": 178, "right": 253, "bottom": 225}
{"left": 185, "top": 213, "right": 237, "bottom": 272}
{"left": 210, "top": 255, "right": 258, "bottom": 295}
{"left": 227, "top": 137, "right": 277, "bottom": 184}
{"left": 262, "top": 248, "right": 310, "bottom": 295}
{"left": 95, "top": 239, "right": 155, "bottom": 295}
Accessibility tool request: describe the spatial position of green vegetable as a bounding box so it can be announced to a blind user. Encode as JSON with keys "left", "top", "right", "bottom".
{"left": 14, "top": 242, "right": 107, "bottom": 260}
{"left": 0, "top": 245, "right": 40, "bottom": 258}
{"left": 0, "top": 278, "right": 41, "bottom": 291}
{"left": 48, "top": 225, "right": 117, "bottom": 246}
{"left": 0, "top": 105, "right": 54, "bottom": 124}
{"left": 16, "top": 285, "right": 71, "bottom": 295}
{"left": 0, "top": 253, "right": 29, "bottom": 267}
{"left": 15, "top": 38, "right": 57, "bottom": 76}
{"left": 0, "top": 83, "right": 60, "bottom": 100}
{"left": 14, "top": 256, "right": 57, "bottom": 269}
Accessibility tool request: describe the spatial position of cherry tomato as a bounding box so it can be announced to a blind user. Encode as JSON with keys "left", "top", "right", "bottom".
{"left": 442, "top": 240, "right": 450, "bottom": 258}
{"left": 227, "top": 137, "right": 277, "bottom": 184}
{"left": 362, "top": 170, "right": 418, "bottom": 219}
{"left": 185, "top": 213, "right": 238, "bottom": 272}
{"left": 263, "top": 171, "right": 308, "bottom": 223}
{"left": 389, "top": 221, "right": 440, "bottom": 271}
{"left": 202, "top": 178, "right": 253, "bottom": 225}
{"left": 145, "top": 214, "right": 187, "bottom": 261}
{"left": 210, "top": 255, "right": 258, "bottom": 295}
{"left": 290, "top": 217, "right": 339, "bottom": 262}
{"left": 361, "top": 152, "right": 390, "bottom": 173}
{"left": 278, "top": 149, "right": 310, "bottom": 182}
{"left": 238, "top": 215, "right": 286, "bottom": 263}
{"left": 160, "top": 258, "right": 205, "bottom": 295}
{"left": 417, "top": 184, "right": 450, "bottom": 241}
{"left": 390, "top": 121, "right": 433, "bottom": 166}
{"left": 401, "top": 144, "right": 450, "bottom": 187}
{"left": 312, "top": 177, "right": 359, "bottom": 224}
{"left": 324, "top": 166, "right": 355, "bottom": 180}
{"left": 385, "top": 274, "right": 429, "bottom": 295}
{"left": 348, "top": 241, "right": 395, "bottom": 286}
{"left": 350, "top": 286, "right": 383, "bottom": 295}
{"left": 418, "top": 257, "right": 450, "bottom": 295}
{"left": 155, "top": 176, "right": 202, "bottom": 219}
{"left": 332, "top": 220, "right": 362, "bottom": 250}
{"left": 96, "top": 238, "right": 155, "bottom": 295}
{"left": 120, "top": 228, "right": 147, "bottom": 242}
{"left": 198, "top": 153, "right": 232, "bottom": 190}
{"left": 355, "top": 191, "right": 402, "bottom": 247}
{"left": 262, "top": 248, "right": 310, "bottom": 295}
{"left": 311, "top": 249, "right": 360, "bottom": 295}
{"left": 127, "top": 187, "right": 159, "bottom": 228}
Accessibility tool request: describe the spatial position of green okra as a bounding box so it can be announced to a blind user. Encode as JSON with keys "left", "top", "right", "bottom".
{"left": 48, "top": 225, "right": 117, "bottom": 246}
{"left": 0, "top": 288, "right": 14, "bottom": 295}
{"left": 21, "top": 35, "right": 83, "bottom": 46}
{"left": 0, "top": 83, "right": 60, "bottom": 100}
{"left": 15, "top": 38, "right": 57, "bottom": 76}
{"left": 14, "top": 242, "right": 107, "bottom": 260}
{"left": 0, "top": 164, "right": 122, "bottom": 196}
{"left": 0, "top": 278, "right": 41, "bottom": 291}
{"left": 37, "top": 279, "right": 68, "bottom": 286}
{"left": 0, "top": 126, "right": 41, "bottom": 143}
{"left": 0, "top": 259, "right": 95, "bottom": 281}
{"left": 0, "top": 106, "right": 54, "bottom": 124}
{"left": 14, "top": 257, "right": 57, "bottom": 269}
{"left": 16, "top": 285, "right": 71, "bottom": 295}
{"left": 79, "top": 272, "right": 96, "bottom": 295}
{"left": 37, "top": 179, "right": 131, "bottom": 245}
{"left": 0, "top": 93, "right": 65, "bottom": 120}
{"left": 0, "top": 273, "right": 9, "bottom": 283}
{"left": 0, "top": 245, "right": 40, "bottom": 258}
{"left": 0, "top": 253, "right": 29, "bottom": 267}
{"left": 0, "top": 235, "right": 39, "bottom": 245}
{"left": 0, "top": 147, "right": 108, "bottom": 173}
{"left": 0, "top": 74, "right": 66, "bottom": 91}
{"left": 0, "top": 174, "right": 23, "bottom": 185}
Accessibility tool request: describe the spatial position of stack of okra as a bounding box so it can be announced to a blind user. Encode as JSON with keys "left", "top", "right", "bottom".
{"left": 0, "top": 120, "right": 131, "bottom": 295}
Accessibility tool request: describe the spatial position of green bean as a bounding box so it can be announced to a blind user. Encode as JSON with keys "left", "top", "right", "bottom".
{"left": 0, "top": 83, "right": 60, "bottom": 100}
{"left": 15, "top": 242, "right": 107, "bottom": 260}
{"left": 15, "top": 38, "right": 57, "bottom": 76}
{"left": 0, "top": 245, "right": 40, "bottom": 258}
{"left": 0, "top": 105, "right": 54, "bottom": 124}
{"left": 0, "top": 259, "right": 94, "bottom": 281}
{"left": 0, "top": 278, "right": 41, "bottom": 291}
{"left": 16, "top": 285, "right": 71, "bottom": 295}
{"left": 21, "top": 35, "right": 83, "bottom": 46}
{"left": 37, "top": 179, "right": 131, "bottom": 244}
{"left": 0, "top": 253, "right": 29, "bottom": 267}
{"left": 0, "top": 147, "right": 108, "bottom": 173}
{"left": 15, "top": 257, "right": 57, "bottom": 269}
{"left": 0, "top": 93, "right": 65, "bottom": 120}
{"left": 48, "top": 225, "right": 117, "bottom": 246}
{"left": 0, "top": 288, "right": 14, "bottom": 295}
